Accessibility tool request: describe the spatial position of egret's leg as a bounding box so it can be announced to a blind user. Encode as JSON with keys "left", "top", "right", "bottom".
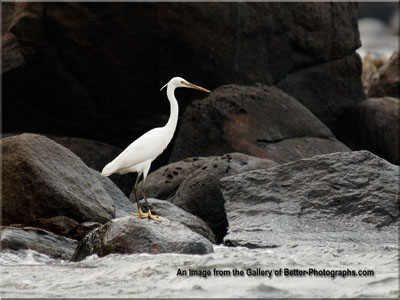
{"left": 130, "top": 173, "right": 141, "bottom": 210}
{"left": 131, "top": 173, "right": 148, "bottom": 219}
{"left": 141, "top": 173, "right": 165, "bottom": 222}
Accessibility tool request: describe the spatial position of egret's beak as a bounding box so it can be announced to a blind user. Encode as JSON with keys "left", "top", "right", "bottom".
{"left": 187, "top": 83, "right": 211, "bottom": 93}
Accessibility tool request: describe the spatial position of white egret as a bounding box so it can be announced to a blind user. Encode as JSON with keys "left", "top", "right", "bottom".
{"left": 101, "top": 77, "right": 211, "bottom": 221}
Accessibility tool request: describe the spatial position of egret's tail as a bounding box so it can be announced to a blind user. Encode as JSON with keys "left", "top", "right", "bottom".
{"left": 101, "top": 162, "right": 115, "bottom": 177}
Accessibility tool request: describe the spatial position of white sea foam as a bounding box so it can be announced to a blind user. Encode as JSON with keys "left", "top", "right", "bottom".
{"left": 0, "top": 244, "right": 398, "bottom": 298}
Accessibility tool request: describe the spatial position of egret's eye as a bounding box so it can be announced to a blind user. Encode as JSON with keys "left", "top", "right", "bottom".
{"left": 181, "top": 81, "right": 185, "bottom": 85}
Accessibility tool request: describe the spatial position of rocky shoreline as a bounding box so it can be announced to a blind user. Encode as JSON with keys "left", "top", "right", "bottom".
{"left": 1, "top": 2, "right": 399, "bottom": 265}
{"left": 1, "top": 133, "right": 398, "bottom": 261}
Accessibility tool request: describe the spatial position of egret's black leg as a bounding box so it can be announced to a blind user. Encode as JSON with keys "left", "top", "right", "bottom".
{"left": 141, "top": 178, "right": 150, "bottom": 213}
{"left": 131, "top": 173, "right": 148, "bottom": 218}
{"left": 131, "top": 173, "right": 141, "bottom": 211}
{"left": 141, "top": 178, "right": 165, "bottom": 222}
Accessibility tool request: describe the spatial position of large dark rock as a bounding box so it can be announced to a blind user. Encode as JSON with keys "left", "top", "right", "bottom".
{"left": 276, "top": 53, "right": 365, "bottom": 135}
{"left": 170, "top": 84, "right": 349, "bottom": 164}
{"left": 91, "top": 169, "right": 135, "bottom": 218}
{"left": 368, "top": 52, "right": 399, "bottom": 98}
{"left": 1, "top": 133, "right": 115, "bottom": 228}
{"left": 137, "top": 157, "right": 216, "bottom": 200}
{"left": 2, "top": 133, "right": 136, "bottom": 196}
{"left": 51, "top": 136, "right": 123, "bottom": 172}
{"left": 3, "top": 2, "right": 362, "bottom": 156}
{"left": 169, "top": 153, "right": 278, "bottom": 243}
{"left": 221, "top": 151, "right": 399, "bottom": 248}
{"left": 51, "top": 136, "right": 136, "bottom": 196}
{"left": 1, "top": 226, "right": 77, "bottom": 260}
{"left": 147, "top": 199, "right": 216, "bottom": 243}
{"left": 72, "top": 216, "right": 214, "bottom": 261}
{"left": 339, "top": 97, "right": 399, "bottom": 165}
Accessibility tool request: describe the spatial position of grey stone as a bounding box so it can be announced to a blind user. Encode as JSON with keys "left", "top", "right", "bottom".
{"left": 51, "top": 136, "right": 135, "bottom": 197}
{"left": 137, "top": 156, "right": 216, "bottom": 200}
{"left": 340, "top": 97, "right": 399, "bottom": 165}
{"left": 1, "top": 133, "right": 115, "bottom": 227}
{"left": 147, "top": 199, "right": 216, "bottom": 243}
{"left": 221, "top": 151, "right": 399, "bottom": 248}
{"left": 169, "top": 84, "right": 349, "bottom": 164}
{"left": 72, "top": 216, "right": 214, "bottom": 261}
{"left": 91, "top": 169, "right": 136, "bottom": 218}
{"left": 170, "top": 153, "right": 278, "bottom": 243}
{"left": 1, "top": 226, "right": 77, "bottom": 260}
{"left": 276, "top": 53, "right": 365, "bottom": 134}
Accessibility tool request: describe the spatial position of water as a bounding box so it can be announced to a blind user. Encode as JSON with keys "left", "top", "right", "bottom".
{"left": 1, "top": 244, "right": 398, "bottom": 298}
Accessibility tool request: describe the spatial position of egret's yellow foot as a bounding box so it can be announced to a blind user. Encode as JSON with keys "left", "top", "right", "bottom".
{"left": 131, "top": 207, "right": 149, "bottom": 219}
{"left": 131, "top": 208, "right": 165, "bottom": 222}
{"left": 148, "top": 209, "right": 166, "bottom": 222}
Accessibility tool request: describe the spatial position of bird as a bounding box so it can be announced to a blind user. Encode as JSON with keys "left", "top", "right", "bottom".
{"left": 101, "top": 77, "right": 211, "bottom": 221}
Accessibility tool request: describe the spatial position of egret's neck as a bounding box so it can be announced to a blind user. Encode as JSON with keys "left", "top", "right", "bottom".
{"left": 165, "top": 85, "right": 179, "bottom": 134}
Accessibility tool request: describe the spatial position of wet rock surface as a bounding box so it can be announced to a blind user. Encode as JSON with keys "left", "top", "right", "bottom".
{"left": 1, "top": 227, "right": 77, "bottom": 260}
{"left": 147, "top": 199, "right": 216, "bottom": 243}
{"left": 221, "top": 151, "right": 399, "bottom": 248}
{"left": 368, "top": 52, "right": 399, "bottom": 98}
{"left": 72, "top": 216, "right": 214, "bottom": 261}
{"left": 170, "top": 84, "right": 349, "bottom": 164}
{"left": 169, "top": 153, "right": 278, "bottom": 243}
{"left": 1, "top": 134, "right": 115, "bottom": 228}
{"left": 340, "top": 97, "right": 399, "bottom": 165}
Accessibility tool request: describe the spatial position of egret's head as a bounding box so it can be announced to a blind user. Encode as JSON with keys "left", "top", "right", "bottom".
{"left": 160, "top": 77, "right": 211, "bottom": 93}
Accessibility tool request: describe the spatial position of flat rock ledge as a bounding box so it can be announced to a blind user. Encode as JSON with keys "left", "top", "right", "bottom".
{"left": 221, "top": 150, "right": 399, "bottom": 249}
{"left": 72, "top": 216, "right": 214, "bottom": 261}
{"left": 1, "top": 226, "right": 77, "bottom": 260}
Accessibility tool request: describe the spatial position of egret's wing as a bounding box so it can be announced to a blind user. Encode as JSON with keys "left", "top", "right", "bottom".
{"left": 103, "top": 128, "right": 165, "bottom": 175}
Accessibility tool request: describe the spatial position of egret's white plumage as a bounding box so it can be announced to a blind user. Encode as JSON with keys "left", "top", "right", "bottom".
{"left": 101, "top": 77, "right": 210, "bottom": 221}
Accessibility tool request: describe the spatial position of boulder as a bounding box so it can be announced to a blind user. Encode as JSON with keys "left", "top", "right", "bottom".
{"left": 91, "top": 169, "right": 136, "bottom": 218}
{"left": 276, "top": 53, "right": 365, "bottom": 134}
{"left": 1, "top": 133, "right": 115, "bottom": 228}
{"left": 169, "top": 153, "right": 278, "bottom": 243}
{"left": 220, "top": 151, "right": 399, "bottom": 248}
{"left": 51, "top": 136, "right": 136, "bottom": 196}
{"left": 72, "top": 216, "right": 214, "bottom": 261}
{"left": 2, "top": 133, "right": 136, "bottom": 196}
{"left": 137, "top": 157, "right": 215, "bottom": 200}
{"left": 147, "top": 199, "right": 216, "bottom": 243}
{"left": 3, "top": 3, "right": 362, "bottom": 155}
{"left": 339, "top": 97, "right": 399, "bottom": 165}
{"left": 1, "top": 226, "right": 77, "bottom": 260}
{"left": 368, "top": 52, "right": 399, "bottom": 98}
{"left": 169, "top": 84, "right": 349, "bottom": 164}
